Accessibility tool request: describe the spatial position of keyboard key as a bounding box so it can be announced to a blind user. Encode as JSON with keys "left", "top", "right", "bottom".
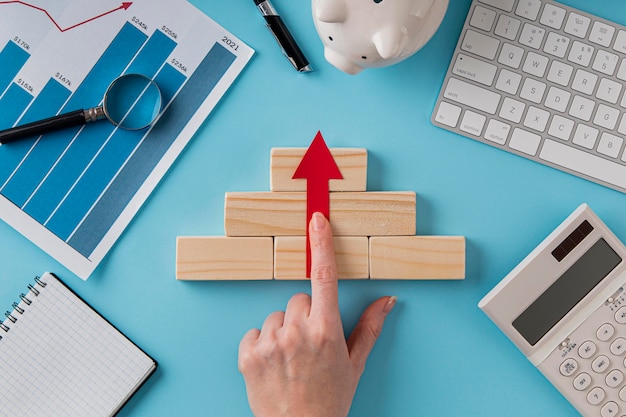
{"left": 520, "top": 78, "right": 546, "bottom": 103}
{"left": 470, "top": 5, "right": 497, "bottom": 31}
{"left": 572, "top": 69, "right": 598, "bottom": 95}
{"left": 460, "top": 110, "right": 487, "bottom": 136}
{"left": 524, "top": 106, "right": 550, "bottom": 132}
{"left": 443, "top": 77, "right": 501, "bottom": 114}
{"left": 484, "top": 119, "right": 510, "bottom": 144}
{"left": 569, "top": 95, "right": 595, "bottom": 121}
{"left": 573, "top": 372, "right": 592, "bottom": 391}
{"left": 548, "top": 115, "right": 574, "bottom": 141}
{"left": 565, "top": 12, "right": 591, "bottom": 38}
{"left": 523, "top": 51, "right": 549, "bottom": 77}
{"left": 594, "top": 326, "right": 613, "bottom": 345}
{"left": 510, "top": 128, "right": 541, "bottom": 155}
{"left": 606, "top": 370, "right": 624, "bottom": 388}
{"left": 598, "top": 133, "right": 623, "bottom": 158}
{"left": 610, "top": 337, "right": 626, "bottom": 355}
{"left": 519, "top": 23, "right": 545, "bottom": 49}
{"left": 589, "top": 21, "right": 616, "bottom": 47}
{"left": 453, "top": 54, "right": 498, "bottom": 86}
{"left": 461, "top": 30, "right": 500, "bottom": 60}
{"left": 593, "top": 104, "right": 620, "bottom": 130}
{"left": 587, "top": 387, "right": 606, "bottom": 405}
{"left": 515, "top": 0, "right": 541, "bottom": 21}
{"left": 498, "top": 43, "right": 524, "bottom": 68}
{"left": 618, "top": 115, "right": 626, "bottom": 135}
{"left": 500, "top": 97, "right": 525, "bottom": 123}
{"left": 613, "top": 30, "right": 626, "bottom": 54}
{"left": 596, "top": 78, "right": 622, "bottom": 104}
{"left": 568, "top": 41, "right": 594, "bottom": 66}
{"left": 547, "top": 61, "right": 573, "bottom": 86}
{"left": 592, "top": 355, "right": 611, "bottom": 373}
{"left": 617, "top": 59, "right": 626, "bottom": 81}
{"left": 495, "top": 69, "right": 522, "bottom": 94}
{"left": 601, "top": 401, "right": 619, "bottom": 417}
{"left": 559, "top": 358, "right": 579, "bottom": 377}
{"left": 540, "top": 4, "right": 566, "bottom": 30}
{"left": 494, "top": 15, "right": 521, "bottom": 40}
{"left": 478, "top": 0, "right": 515, "bottom": 12}
{"left": 543, "top": 32, "right": 570, "bottom": 58}
{"left": 578, "top": 341, "right": 597, "bottom": 359}
{"left": 593, "top": 50, "right": 619, "bottom": 76}
{"left": 544, "top": 86, "right": 571, "bottom": 112}
{"left": 434, "top": 102, "right": 462, "bottom": 127}
{"left": 540, "top": 139, "right": 626, "bottom": 190}
{"left": 573, "top": 124, "right": 598, "bottom": 149}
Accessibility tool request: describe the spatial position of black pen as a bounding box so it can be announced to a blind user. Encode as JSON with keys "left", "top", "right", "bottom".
{"left": 253, "top": 0, "right": 312, "bottom": 73}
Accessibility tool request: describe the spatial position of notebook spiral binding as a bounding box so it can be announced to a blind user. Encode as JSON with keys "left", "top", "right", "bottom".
{"left": 0, "top": 276, "right": 48, "bottom": 340}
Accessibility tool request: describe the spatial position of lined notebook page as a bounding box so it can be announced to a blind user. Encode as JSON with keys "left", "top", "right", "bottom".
{"left": 0, "top": 273, "right": 156, "bottom": 417}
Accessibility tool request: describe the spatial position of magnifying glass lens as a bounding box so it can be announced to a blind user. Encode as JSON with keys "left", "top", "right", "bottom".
{"left": 104, "top": 74, "right": 162, "bottom": 130}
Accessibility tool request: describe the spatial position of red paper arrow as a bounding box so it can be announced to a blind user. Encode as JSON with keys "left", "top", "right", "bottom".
{"left": 292, "top": 131, "right": 343, "bottom": 277}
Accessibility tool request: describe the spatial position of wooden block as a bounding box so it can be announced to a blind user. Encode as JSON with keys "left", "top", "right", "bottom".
{"left": 225, "top": 191, "right": 416, "bottom": 237}
{"left": 274, "top": 236, "right": 369, "bottom": 280}
{"left": 176, "top": 236, "right": 274, "bottom": 280}
{"left": 271, "top": 147, "right": 367, "bottom": 192}
{"left": 369, "top": 236, "right": 465, "bottom": 280}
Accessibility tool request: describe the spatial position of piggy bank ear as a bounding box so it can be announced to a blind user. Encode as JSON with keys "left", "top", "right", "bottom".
{"left": 314, "top": 0, "right": 348, "bottom": 23}
{"left": 372, "top": 27, "right": 408, "bottom": 60}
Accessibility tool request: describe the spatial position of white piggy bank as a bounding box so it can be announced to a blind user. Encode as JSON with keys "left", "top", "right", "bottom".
{"left": 312, "top": 0, "right": 449, "bottom": 74}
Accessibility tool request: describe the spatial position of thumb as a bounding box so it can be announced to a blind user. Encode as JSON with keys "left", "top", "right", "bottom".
{"left": 347, "top": 296, "right": 397, "bottom": 374}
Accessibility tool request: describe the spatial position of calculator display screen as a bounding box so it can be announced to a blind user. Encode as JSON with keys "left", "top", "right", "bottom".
{"left": 513, "top": 239, "right": 622, "bottom": 346}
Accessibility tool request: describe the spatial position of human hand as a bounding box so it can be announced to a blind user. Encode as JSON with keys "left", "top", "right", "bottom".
{"left": 238, "top": 212, "right": 397, "bottom": 417}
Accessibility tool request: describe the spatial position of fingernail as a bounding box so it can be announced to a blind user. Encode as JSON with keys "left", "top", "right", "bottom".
{"left": 383, "top": 296, "right": 398, "bottom": 314}
{"left": 312, "top": 212, "right": 326, "bottom": 231}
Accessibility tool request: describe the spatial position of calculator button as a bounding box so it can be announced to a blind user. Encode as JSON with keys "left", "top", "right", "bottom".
{"left": 601, "top": 401, "right": 619, "bottom": 417}
{"left": 560, "top": 358, "right": 579, "bottom": 376}
{"left": 588, "top": 387, "right": 606, "bottom": 405}
{"left": 592, "top": 355, "right": 611, "bottom": 373}
{"left": 579, "top": 341, "right": 598, "bottom": 359}
{"left": 574, "top": 372, "right": 592, "bottom": 391}
{"left": 611, "top": 338, "right": 626, "bottom": 356}
{"left": 619, "top": 386, "right": 626, "bottom": 401}
{"left": 615, "top": 307, "right": 626, "bottom": 324}
{"left": 598, "top": 323, "right": 616, "bottom": 341}
{"left": 607, "top": 370, "right": 624, "bottom": 388}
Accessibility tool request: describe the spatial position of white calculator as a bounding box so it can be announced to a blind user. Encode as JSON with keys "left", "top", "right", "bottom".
{"left": 479, "top": 204, "right": 626, "bottom": 417}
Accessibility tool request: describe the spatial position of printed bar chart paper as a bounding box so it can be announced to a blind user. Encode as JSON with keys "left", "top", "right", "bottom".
{"left": 0, "top": 0, "right": 253, "bottom": 279}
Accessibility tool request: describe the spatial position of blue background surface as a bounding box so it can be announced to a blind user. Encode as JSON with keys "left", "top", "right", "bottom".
{"left": 2, "top": 0, "right": 626, "bottom": 416}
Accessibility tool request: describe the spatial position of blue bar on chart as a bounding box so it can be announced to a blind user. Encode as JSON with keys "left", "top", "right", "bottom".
{"left": 0, "top": 22, "right": 148, "bottom": 209}
{"left": 0, "top": 79, "right": 71, "bottom": 188}
{"left": 0, "top": 84, "right": 33, "bottom": 130}
{"left": 0, "top": 41, "right": 30, "bottom": 96}
{"left": 66, "top": 43, "right": 237, "bottom": 256}
{"left": 22, "top": 29, "right": 178, "bottom": 225}
{"left": 46, "top": 62, "right": 188, "bottom": 242}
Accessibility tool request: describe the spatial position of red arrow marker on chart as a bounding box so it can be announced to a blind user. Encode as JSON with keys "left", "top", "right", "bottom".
{"left": 292, "top": 131, "right": 343, "bottom": 277}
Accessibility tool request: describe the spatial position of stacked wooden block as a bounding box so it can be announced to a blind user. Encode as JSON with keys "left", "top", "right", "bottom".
{"left": 176, "top": 147, "right": 465, "bottom": 280}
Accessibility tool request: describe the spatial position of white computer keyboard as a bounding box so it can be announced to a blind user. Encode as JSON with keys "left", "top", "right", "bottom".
{"left": 432, "top": 0, "right": 626, "bottom": 194}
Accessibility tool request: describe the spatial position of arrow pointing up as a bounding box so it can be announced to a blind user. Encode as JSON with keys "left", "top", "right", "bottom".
{"left": 292, "top": 131, "right": 343, "bottom": 277}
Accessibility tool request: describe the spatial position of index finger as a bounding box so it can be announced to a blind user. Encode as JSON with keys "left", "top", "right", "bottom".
{"left": 309, "top": 212, "right": 340, "bottom": 319}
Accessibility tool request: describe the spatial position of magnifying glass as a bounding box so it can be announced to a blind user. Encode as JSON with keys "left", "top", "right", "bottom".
{"left": 0, "top": 73, "right": 162, "bottom": 145}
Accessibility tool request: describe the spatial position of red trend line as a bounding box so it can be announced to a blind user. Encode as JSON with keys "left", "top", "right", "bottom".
{"left": 0, "top": 1, "right": 132, "bottom": 32}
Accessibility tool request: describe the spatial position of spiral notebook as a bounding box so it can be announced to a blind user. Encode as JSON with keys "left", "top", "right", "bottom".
{"left": 0, "top": 272, "right": 157, "bottom": 417}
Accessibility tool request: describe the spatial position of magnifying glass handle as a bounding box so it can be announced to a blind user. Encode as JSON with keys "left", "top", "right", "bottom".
{"left": 0, "top": 109, "right": 89, "bottom": 144}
